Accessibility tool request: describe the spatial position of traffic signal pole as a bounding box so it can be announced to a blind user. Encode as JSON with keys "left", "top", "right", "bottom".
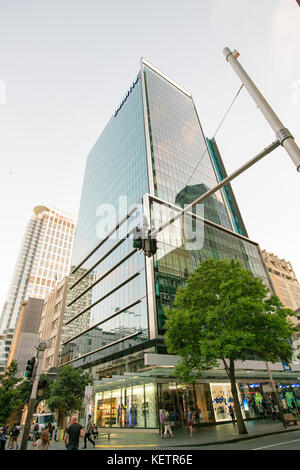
{"left": 20, "top": 343, "right": 47, "bottom": 450}
{"left": 149, "top": 139, "right": 280, "bottom": 240}
{"left": 146, "top": 48, "right": 299, "bottom": 245}
{"left": 223, "top": 47, "right": 300, "bottom": 172}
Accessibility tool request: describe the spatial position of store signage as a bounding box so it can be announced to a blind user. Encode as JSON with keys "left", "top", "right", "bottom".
{"left": 114, "top": 76, "right": 139, "bottom": 117}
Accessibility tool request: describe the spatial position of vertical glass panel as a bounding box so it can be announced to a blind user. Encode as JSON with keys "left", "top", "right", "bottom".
{"left": 144, "top": 65, "right": 232, "bottom": 231}
{"left": 145, "top": 383, "right": 157, "bottom": 428}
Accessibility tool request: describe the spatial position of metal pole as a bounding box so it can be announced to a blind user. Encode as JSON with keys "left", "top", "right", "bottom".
{"left": 223, "top": 47, "right": 300, "bottom": 172}
{"left": 265, "top": 361, "right": 287, "bottom": 428}
{"left": 20, "top": 345, "right": 47, "bottom": 450}
{"left": 150, "top": 140, "right": 280, "bottom": 239}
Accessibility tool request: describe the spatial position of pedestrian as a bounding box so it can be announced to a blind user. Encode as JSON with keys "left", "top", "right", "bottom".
{"left": 159, "top": 409, "right": 165, "bottom": 438}
{"left": 33, "top": 421, "right": 40, "bottom": 443}
{"left": 258, "top": 403, "right": 266, "bottom": 419}
{"left": 47, "top": 422, "right": 53, "bottom": 440}
{"left": 270, "top": 403, "right": 277, "bottom": 421}
{"left": 64, "top": 416, "right": 85, "bottom": 451}
{"left": 163, "top": 411, "right": 174, "bottom": 439}
{"left": 83, "top": 414, "right": 95, "bottom": 449}
{"left": 33, "top": 430, "right": 50, "bottom": 450}
{"left": 274, "top": 404, "right": 280, "bottom": 420}
{"left": 0, "top": 425, "right": 9, "bottom": 450}
{"left": 10, "top": 423, "right": 20, "bottom": 449}
{"left": 188, "top": 408, "right": 196, "bottom": 437}
{"left": 92, "top": 423, "right": 98, "bottom": 440}
{"left": 228, "top": 405, "right": 235, "bottom": 422}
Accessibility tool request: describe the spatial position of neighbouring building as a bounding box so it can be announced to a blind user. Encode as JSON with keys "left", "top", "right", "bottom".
{"left": 60, "top": 58, "right": 300, "bottom": 429}
{"left": 262, "top": 250, "right": 300, "bottom": 361}
{"left": 262, "top": 250, "right": 300, "bottom": 310}
{"left": 39, "top": 276, "right": 69, "bottom": 372}
{"left": 0, "top": 205, "right": 76, "bottom": 373}
{"left": 6, "top": 298, "right": 44, "bottom": 377}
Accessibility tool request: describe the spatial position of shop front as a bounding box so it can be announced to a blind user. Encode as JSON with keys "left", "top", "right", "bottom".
{"left": 94, "top": 381, "right": 157, "bottom": 428}
{"left": 90, "top": 371, "right": 300, "bottom": 429}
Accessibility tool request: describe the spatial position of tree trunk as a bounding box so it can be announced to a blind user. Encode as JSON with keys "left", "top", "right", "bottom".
{"left": 226, "top": 359, "right": 248, "bottom": 435}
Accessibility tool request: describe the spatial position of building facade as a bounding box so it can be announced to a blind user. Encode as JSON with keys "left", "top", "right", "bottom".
{"left": 262, "top": 250, "right": 300, "bottom": 361}
{"left": 6, "top": 298, "right": 44, "bottom": 377}
{"left": 60, "top": 59, "right": 300, "bottom": 428}
{"left": 262, "top": 250, "right": 300, "bottom": 310}
{"left": 0, "top": 206, "right": 75, "bottom": 373}
{"left": 39, "top": 276, "right": 69, "bottom": 372}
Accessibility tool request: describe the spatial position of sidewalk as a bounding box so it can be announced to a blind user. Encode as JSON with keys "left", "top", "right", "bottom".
{"left": 24, "top": 419, "right": 300, "bottom": 450}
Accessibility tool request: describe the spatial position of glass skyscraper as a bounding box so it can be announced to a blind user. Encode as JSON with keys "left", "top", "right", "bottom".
{"left": 60, "top": 60, "right": 300, "bottom": 428}
{"left": 61, "top": 58, "right": 271, "bottom": 367}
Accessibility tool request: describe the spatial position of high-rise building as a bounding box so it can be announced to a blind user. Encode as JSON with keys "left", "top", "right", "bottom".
{"left": 0, "top": 206, "right": 75, "bottom": 372}
{"left": 60, "top": 59, "right": 300, "bottom": 428}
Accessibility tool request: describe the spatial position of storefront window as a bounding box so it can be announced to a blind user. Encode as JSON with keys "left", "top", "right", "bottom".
{"left": 133, "top": 386, "right": 145, "bottom": 427}
{"left": 210, "top": 383, "right": 245, "bottom": 422}
{"left": 144, "top": 384, "right": 157, "bottom": 428}
{"left": 239, "top": 384, "right": 261, "bottom": 419}
{"left": 193, "top": 383, "right": 215, "bottom": 424}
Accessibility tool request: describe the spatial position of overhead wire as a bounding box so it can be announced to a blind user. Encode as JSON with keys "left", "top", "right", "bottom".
{"left": 184, "top": 84, "right": 244, "bottom": 188}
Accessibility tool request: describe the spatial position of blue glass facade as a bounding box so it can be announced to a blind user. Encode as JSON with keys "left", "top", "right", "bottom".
{"left": 61, "top": 59, "right": 272, "bottom": 369}
{"left": 61, "top": 75, "right": 150, "bottom": 367}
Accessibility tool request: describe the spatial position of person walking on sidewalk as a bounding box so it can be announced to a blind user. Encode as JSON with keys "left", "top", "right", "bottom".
{"left": 0, "top": 425, "right": 9, "bottom": 450}
{"left": 33, "top": 430, "right": 50, "bottom": 450}
{"left": 163, "top": 411, "right": 174, "bottom": 439}
{"left": 228, "top": 405, "right": 235, "bottom": 423}
{"left": 83, "top": 415, "right": 95, "bottom": 449}
{"left": 159, "top": 409, "right": 166, "bottom": 438}
{"left": 188, "top": 408, "right": 196, "bottom": 437}
{"left": 258, "top": 403, "right": 266, "bottom": 419}
{"left": 9, "top": 423, "right": 20, "bottom": 449}
{"left": 64, "top": 416, "right": 85, "bottom": 451}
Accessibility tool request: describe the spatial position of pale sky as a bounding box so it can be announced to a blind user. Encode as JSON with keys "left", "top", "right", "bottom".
{"left": 0, "top": 0, "right": 299, "bottom": 310}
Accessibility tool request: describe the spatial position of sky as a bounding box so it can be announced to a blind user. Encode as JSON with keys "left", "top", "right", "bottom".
{"left": 0, "top": 0, "right": 299, "bottom": 310}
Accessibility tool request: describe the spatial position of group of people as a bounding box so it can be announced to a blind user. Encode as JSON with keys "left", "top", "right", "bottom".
{"left": 64, "top": 415, "right": 98, "bottom": 451}
{"left": 0, "top": 423, "right": 21, "bottom": 450}
{"left": 258, "top": 401, "right": 280, "bottom": 420}
{"left": 159, "top": 409, "right": 175, "bottom": 439}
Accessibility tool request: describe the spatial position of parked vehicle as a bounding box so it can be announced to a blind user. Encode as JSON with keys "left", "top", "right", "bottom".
{"left": 29, "top": 413, "right": 56, "bottom": 440}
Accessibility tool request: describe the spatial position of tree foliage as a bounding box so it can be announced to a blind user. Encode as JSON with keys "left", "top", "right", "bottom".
{"left": 0, "top": 360, "right": 32, "bottom": 425}
{"left": 164, "top": 258, "right": 296, "bottom": 434}
{"left": 47, "top": 365, "right": 94, "bottom": 426}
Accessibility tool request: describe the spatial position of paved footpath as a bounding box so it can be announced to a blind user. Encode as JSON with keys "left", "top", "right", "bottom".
{"left": 18, "top": 419, "right": 300, "bottom": 451}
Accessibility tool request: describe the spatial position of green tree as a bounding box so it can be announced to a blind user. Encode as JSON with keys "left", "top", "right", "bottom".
{"left": 0, "top": 360, "right": 32, "bottom": 425}
{"left": 47, "top": 365, "right": 94, "bottom": 428}
{"left": 164, "top": 258, "right": 296, "bottom": 435}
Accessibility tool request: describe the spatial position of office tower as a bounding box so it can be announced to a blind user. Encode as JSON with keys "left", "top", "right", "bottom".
{"left": 0, "top": 206, "right": 75, "bottom": 372}
{"left": 6, "top": 298, "right": 44, "bottom": 377}
{"left": 61, "top": 59, "right": 300, "bottom": 428}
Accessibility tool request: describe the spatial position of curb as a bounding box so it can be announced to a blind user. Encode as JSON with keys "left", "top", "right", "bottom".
{"left": 156, "top": 425, "right": 300, "bottom": 448}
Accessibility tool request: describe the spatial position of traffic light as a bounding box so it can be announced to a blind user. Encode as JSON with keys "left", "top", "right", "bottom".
{"left": 133, "top": 226, "right": 145, "bottom": 250}
{"left": 38, "top": 379, "right": 47, "bottom": 389}
{"left": 25, "top": 357, "right": 35, "bottom": 379}
{"left": 149, "top": 236, "right": 157, "bottom": 256}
